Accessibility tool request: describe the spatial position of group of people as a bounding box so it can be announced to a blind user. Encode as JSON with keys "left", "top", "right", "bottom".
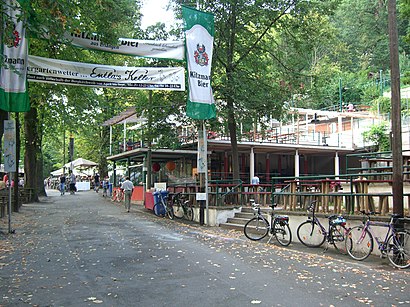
{"left": 58, "top": 172, "right": 77, "bottom": 195}
{"left": 93, "top": 173, "right": 134, "bottom": 212}
{"left": 0, "top": 174, "right": 24, "bottom": 190}
{"left": 54, "top": 171, "right": 134, "bottom": 213}
{"left": 93, "top": 173, "right": 111, "bottom": 197}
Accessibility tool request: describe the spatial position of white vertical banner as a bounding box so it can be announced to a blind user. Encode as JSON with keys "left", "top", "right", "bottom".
{"left": 4, "top": 120, "right": 16, "bottom": 172}
{"left": 0, "top": 0, "right": 30, "bottom": 112}
{"left": 182, "top": 6, "right": 216, "bottom": 120}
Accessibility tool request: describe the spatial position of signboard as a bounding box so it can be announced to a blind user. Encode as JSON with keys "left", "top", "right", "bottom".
{"left": 65, "top": 32, "right": 184, "bottom": 61}
{"left": 197, "top": 128, "right": 207, "bottom": 173}
{"left": 196, "top": 192, "right": 206, "bottom": 200}
{"left": 27, "top": 55, "right": 185, "bottom": 91}
{"left": 4, "top": 120, "right": 16, "bottom": 172}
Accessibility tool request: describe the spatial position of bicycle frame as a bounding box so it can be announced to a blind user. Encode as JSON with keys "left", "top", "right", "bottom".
{"left": 253, "top": 204, "right": 288, "bottom": 243}
{"left": 173, "top": 193, "right": 188, "bottom": 211}
{"left": 307, "top": 215, "right": 327, "bottom": 235}
{"left": 305, "top": 202, "right": 330, "bottom": 238}
{"left": 302, "top": 201, "right": 348, "bottom": 247}
{"left": 160, "top": 193, "right": 168, "bottom": 208}
{"left": 357, "top": 218, "right": 393, "bottom": 251}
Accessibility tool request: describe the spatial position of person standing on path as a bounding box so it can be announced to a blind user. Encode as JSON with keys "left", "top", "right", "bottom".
{"left": 121, "top": 176, "right": 134, "bottom": 212}
{"left": 59, "top": 173, "right": 66, "bottom": 195}
{"left": 251, "top": 175, "right": 260, "bottom": 203}
{"left": 69, "top": 172, "right": 76, "bottom": 194}
{"left": 94, "top": 173, "right": 100, "bottom": 192}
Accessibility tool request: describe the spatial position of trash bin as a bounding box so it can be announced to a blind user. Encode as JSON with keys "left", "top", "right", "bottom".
{"left": 145, "top": 191, "right": 155, "bottom": 210}
{"left": 153, "top": 190, "right": 169, "bottom": 204}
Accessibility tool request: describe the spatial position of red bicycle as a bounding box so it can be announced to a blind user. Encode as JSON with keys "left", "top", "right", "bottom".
{"left": 111, "top": 188, "right": 124, "bottom": 203}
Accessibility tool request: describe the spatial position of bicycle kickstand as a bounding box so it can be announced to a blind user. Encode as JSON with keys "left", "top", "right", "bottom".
{"left": 322, "top": 241, "right": 329, "bottom": 253}
{"left": 267, "top": 233, "right": 275, "bottom": 244}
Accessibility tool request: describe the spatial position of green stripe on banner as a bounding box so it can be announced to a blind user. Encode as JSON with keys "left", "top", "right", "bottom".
{"left": 187, "top": 100, "right": 216, "bottom": 120}
{"left": 0, "top": 90, "right": 30, "bottom": 112}
{"left": 182, "top": 6, "right": 214, "bottom": 35}
{"left": 0, "top": 0, "right": 30, "bottom": 112}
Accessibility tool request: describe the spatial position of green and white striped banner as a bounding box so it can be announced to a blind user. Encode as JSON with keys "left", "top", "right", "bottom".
{"left": 182, "top": 6, "right": 216, "bottom": 120}
{"left": 0, "top": 0, "right": 30, "bottom": 112}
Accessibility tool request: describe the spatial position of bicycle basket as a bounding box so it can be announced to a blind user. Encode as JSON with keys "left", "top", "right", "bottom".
{"left": 330, "top": 216, "right": 346, "bottom": 226}
{"left": 276, "top": 215, "right": 289, "bottom": 226}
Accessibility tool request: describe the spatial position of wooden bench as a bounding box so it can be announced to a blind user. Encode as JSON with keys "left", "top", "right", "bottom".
{"left": 0, "top": 188, "right": 34, "bottom": 218}
{"left": 0, "top": 195, "right": 7, "bottom": 218}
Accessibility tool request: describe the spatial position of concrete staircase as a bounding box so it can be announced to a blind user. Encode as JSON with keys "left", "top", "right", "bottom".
{"left": 219, "top": 207, "right": 272, "bottom": 230}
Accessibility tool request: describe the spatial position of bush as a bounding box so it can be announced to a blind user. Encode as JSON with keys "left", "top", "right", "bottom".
{"left": 362, "top": 122, "right": 390, "bottom": 152}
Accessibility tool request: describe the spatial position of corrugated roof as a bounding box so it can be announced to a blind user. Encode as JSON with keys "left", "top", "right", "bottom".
{"left": 101, "top": 107, "right": 146, "bottom": 126}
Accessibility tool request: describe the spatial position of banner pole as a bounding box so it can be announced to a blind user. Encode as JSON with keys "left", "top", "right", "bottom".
{"left": 8, "top": 172, "right": 12, "bottom": 233}
{"left": 203, "top": 121, "right": 209, "bottom": 225}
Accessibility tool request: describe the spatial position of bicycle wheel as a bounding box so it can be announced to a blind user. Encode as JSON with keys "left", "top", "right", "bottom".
{"left": 153, "top": 203, "right": 165, "bottom": 217}
{"left": 273, "top": 221, "right": 292, "bottom": 246}
{"left": 330, "top": 225, "right": 349, "bottom": 254}
{"left": 297, "top": 221, "right": 326, "bottom": 247}
{"left": 185, "top": 207, "right": 194, "bottom": 221}
{"left": 244, "top": 216, "right": 269, "bottom": 241}
{"left": 111, "top": 190, "right": 117, "bottom": 202}
{"left": 117, "top": 191, "right": 124, "bottom": 203}
{"left": 345, "top": 226, "right": 373, "bottom": 261}
{"left": 386, "top": 231, "right": 410, "bottom": 269}
{"left": 165, "top": 204, "right": 174, "bottom": 220}
{"left": 173, "top": 201, "right": 184, "bottom": 219}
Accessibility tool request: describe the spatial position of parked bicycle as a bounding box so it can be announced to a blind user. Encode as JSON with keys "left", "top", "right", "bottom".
{"left": 243, "top": 199, "right": 292, "bottom": 246}
{"left": 153, "top": 190, "right": 174, "bottom": 220}
{"left": 345, "top": 211, "right": 410, "bottom": 269}
{"left": 111, "top": 188, "right": 124, "bottom": 203}
{"left": 297, "top": 200, "right": 349, "bottom": 254}
{"left": 171, "top": 192, "right": 194, "bottom": 221}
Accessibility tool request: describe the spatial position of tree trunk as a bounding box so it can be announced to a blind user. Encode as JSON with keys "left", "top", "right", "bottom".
{"left": 388, "top": 0, "right": 403, "bottom": 215}
{"left": 37, "top": 151, "right": 46, "bottom": 197}
{"left": 24, "top": 107, "right": 40, "bottom": 202}
{"left": 225, "top": 2, "right": 240, "bottom": 181}
{"left": 226, "top": 98, "right": 240, "bottom": 180}
{"left": 99, "top": 125, "right": 110, "bottom": 179}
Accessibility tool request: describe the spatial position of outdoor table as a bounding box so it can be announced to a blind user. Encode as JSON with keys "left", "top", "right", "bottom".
{"left": 76, "top": 181, "right": 90, "bottom": 191}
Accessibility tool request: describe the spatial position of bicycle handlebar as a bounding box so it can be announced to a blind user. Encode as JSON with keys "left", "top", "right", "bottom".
{"left": 307, "top": 200, "right": 318, "bottom": 212}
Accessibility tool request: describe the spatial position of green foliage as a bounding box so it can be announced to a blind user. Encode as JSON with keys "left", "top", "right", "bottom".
{"left": 371, "top": 97, "right": 391, "bottom": 115}
{"left": 8, "top": 0, "right": 410, "bottom": 182}
{"left": 333, "top": 0, "right": 391, "bottom": 72}
{"left": 399, "top": 0, "right": 410, "bottom": 46}
{"left": 369, "top": 95, "right": 410, "bottom": 115}
{"left": 23, "top": 0, "right": 146, "bottom": 179}
{"left": 362, "top": 122, "right": 391, "bottom": 152}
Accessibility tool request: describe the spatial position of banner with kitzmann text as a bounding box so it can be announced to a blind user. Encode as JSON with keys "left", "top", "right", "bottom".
{"left": 182, "top": 6, "right": 216, "bottom": 120}
{"left": 27, "top": 55, "right": 185, "bottom": 91}
{"left": 0, "top": 0, "right": 30, "bottom": 112}
{"left": 64, "top": 32, "right": 185, "bottom": 61}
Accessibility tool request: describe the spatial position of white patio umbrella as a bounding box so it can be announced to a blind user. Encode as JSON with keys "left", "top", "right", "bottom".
{"left": 64, "top": 158, "right": 98, "bottom": 169}
{"left": 50, "top": 168, "right": 80, "bottom": 177}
